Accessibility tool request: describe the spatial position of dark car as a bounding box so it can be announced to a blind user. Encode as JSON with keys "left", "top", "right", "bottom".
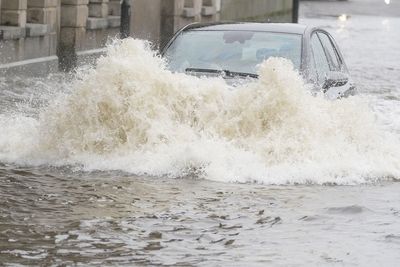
{"left": 162, "top": 22, "right": 356, "bottom": 99}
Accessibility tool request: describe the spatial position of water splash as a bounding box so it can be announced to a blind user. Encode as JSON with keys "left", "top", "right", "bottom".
{"left": 0, "top": 39, "right": 399, "bottom": 184}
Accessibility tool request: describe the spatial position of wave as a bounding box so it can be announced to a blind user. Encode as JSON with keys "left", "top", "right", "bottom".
{"left": 0, "top": 39, "right": 399, "bottom": 184}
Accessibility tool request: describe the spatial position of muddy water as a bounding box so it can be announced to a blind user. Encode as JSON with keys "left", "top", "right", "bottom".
{"left": 1, "top": 7, "right": 400, "bottom": 267}
{"left": 1, "top": 167, "right": 400, "bottom": 266}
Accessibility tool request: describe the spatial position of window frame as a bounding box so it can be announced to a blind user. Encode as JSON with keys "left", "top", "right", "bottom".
{"left": 310, "top": 31, "right": 331, "bottom": 85}
{"left": 316, "top": 31, "right": 343, "bottom": 72}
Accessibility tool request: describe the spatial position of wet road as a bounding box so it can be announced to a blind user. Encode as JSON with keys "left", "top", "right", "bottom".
{"left": 300, "top": 0, "right": 400, "bottom": 132}
{"left": 1, "top": 166, "right": 400, "bottom": 266}
{"left": 1, "top": 1, "right": 400, "bottom": 266}
{"left": 301, "top": 0, "right": 400, "bottom": 18}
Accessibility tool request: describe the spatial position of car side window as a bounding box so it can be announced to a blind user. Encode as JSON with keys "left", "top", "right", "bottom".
{"left": 311, "top": 33, "right": 330, "bottom": 85}
{"left": 317, "top": 32, "right": 341, "bottom": 71}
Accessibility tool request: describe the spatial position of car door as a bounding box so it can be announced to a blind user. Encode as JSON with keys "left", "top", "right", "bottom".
{"left": 310, "top": 33, "right": 330, "bottom": 87}
{"left": 317, "top": 31, "right": 355, "bottom": 98}
{"left": 310, "top": 31, "right": 353, "bottom": 99}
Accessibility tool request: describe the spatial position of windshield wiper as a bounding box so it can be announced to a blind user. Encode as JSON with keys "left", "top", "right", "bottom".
{"left": 186, "top": 68, "right": 258, "bottom": 79}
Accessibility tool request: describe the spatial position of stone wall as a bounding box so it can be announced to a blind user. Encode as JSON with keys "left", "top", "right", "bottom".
{"left": 131, "top": 0, "right": 294, "bottom": 48}
{"left": 0, "top": 0, "right": 122, "bottom": 71}
{"left": 220, "top": 0, "right": 293, "bottom": 22}
{"left": 131, "top": 0, "right": 162, "bottom": 45}
{"left": 1, "top": 0, "right": 295, "bottom": 73}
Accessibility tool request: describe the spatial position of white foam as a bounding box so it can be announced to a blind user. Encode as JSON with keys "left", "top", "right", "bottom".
{"left": 0, "top": 39, "right": 399, "bottom": 184}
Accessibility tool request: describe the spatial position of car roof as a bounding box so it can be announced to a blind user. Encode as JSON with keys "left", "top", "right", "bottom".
{"left": 184, "top": 22, "right": 308, "bottom": 35}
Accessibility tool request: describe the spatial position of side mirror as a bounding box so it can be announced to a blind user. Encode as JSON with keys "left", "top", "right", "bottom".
{"left": 322, "top": 71, "right": 349, "bottom": 92}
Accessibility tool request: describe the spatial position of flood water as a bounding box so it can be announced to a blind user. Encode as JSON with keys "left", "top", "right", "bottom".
{"left": 1, "top": 1, "right": 400, "bottom": 266}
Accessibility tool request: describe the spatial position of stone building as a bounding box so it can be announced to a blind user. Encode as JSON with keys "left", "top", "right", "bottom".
{"left": 132, "top": 0, "right": 294, "bottom": 47}
{"left": 0, "top": 0, "right": 294, "bottom": 73}
{"left": 0, "top": 0, "right": 122, "bottom": 72}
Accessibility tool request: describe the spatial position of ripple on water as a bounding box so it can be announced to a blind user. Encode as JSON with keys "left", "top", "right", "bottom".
{"left": 2, "top": 4, "right": 400, "bottom": 266}
{"left": 384, "top": 234, "right": 400, "bottom": 244}
{"left": 326, "top": 205, "right": 369, "bottom": 215}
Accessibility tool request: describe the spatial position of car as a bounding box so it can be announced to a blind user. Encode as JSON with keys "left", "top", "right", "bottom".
{"left": 162, "top": 22, "right": 356, "bottom": 99}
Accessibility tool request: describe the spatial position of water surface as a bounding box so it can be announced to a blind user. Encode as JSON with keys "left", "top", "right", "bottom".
{"left": 1, "top": 3, "right": 400, "bottom": 266}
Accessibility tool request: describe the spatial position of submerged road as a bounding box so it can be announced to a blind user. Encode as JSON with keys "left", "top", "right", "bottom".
{"left": 301, "top": 0, "right": 400, "bottom": 18}
{"left": 0, "top": 1, "right": 399, "bottom": 266}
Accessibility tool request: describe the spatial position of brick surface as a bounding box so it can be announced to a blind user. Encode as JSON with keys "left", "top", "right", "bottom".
{"left": 61, "top": 5, "right": 88, "bottom": 27}
{"left": 26, "top": 23, "right": 49, "bottom": 37}
{"left": 89, "top": 0, "right": 109, "bottom": 3}
{"left": 108, "top": 1, "right": 120, "bottom": 16}
{"left": 162, "top": 0, "right": 185, "bottom": 16}
{"left": 48, "top": 32, "right": 57, "bottom": 55}
{"left": 201, "top": 6, "right": 217, "bottom": 16}
{"left": 61, "top": 0, "right": 89, "bottom": 5}
{"left": 27, "top": 7, "right": 58, "bottom": 33}
{"left": 2, "top": 0, "right": 27, "bottom": 10}
{"left": 107, "top": 15, "right": 120, "bottom": 28}
{"left": 0, "top": 26, "right": 26, "bottom": 40}
{"left": 182, "top": 7, "right": 196, "bottom": 18}
{"left": 60, "top": 27, "right": 85, "bottom": 47}
{"left": 23, "top": 34, "right": 52, "bottom": 59}
{"left": 1, "top": 10, "right": 27, "bottom": 27}
{"left": 28, "top": 0, "right": 59, "bottom": 8}
{"left": 89, "top": 3, "right": 108, "bottom": 18}
{"left": 86, "top": 17, "right": 108, "bottom": 29}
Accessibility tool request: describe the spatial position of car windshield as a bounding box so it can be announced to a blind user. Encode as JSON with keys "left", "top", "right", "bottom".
{"left": 164, "top": 30, "right": 302, "bottom": 75}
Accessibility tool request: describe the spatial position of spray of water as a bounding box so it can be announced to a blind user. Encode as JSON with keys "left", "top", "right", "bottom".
{"left": 0, "top": 39, "right": 399, "bottom": 184}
